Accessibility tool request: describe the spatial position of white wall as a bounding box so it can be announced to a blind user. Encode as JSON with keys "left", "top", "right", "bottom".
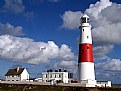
{"left": 20, "top": 69, "right": 29, "bottom": 81}
{"left": 42, "top": 72, "right": 69, "bottom": 83}
{"left": 5, "top": 75, "right": 20, "bottom": 81}
{"left": 62, "top": 72, "right": 68, "bottom": 83}
{"left": 78, "top": 62, "right": 95, "bottom": 81}
{"left": 5, "top": 68, "right": 29, "bottom": 82}
{"left": 96, "top": 81, "right": 111, "bottom": 87}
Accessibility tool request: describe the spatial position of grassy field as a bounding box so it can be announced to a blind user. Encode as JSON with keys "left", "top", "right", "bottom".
{"left": 0, "top": 83, "right": 121, "bottom": 91}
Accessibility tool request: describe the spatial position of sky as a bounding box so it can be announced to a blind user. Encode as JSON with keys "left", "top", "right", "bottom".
{"left": 0, "top": 0, "right": 121, "bottom": 84}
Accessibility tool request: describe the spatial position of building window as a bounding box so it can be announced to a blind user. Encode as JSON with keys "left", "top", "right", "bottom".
{"left": 16, "top": 80, "right": 19, "bottom": 81}
{"left": 59, "top": 74, "right": 61, "bottom": 78}
{"left": 53, "top": 74, "right": 55, "bottom": 77}
{"left": 55, "top": 74, "right": 56, "bottom": 78}
{"left": 50, "top": 74, "right": 52, "bottom": 78}
{"left": 12, "top": 80, "right": 14, "bottom": 81}
{"left": 82, "top": 29, "right": 84, "bottom": 32}
{"left": 87, "top": 36, "right": 89, "bottom": 39}
{"left": 45, "top": 74, "right": 47, "bottom": 78}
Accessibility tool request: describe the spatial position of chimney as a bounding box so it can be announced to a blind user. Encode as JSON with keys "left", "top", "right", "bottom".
{"left": 16, "top": 66, "right": 20, "bottom": 72}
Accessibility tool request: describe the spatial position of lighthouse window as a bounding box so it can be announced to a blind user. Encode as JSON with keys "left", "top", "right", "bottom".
{"left": 87, "top": 46, "right": 89, "bottom": 49}
{"left": 87, "top": 36, "right": 89, "bottom": 39}
{"left": 87, "top": 18, "right": 89, "bottom": 23}
{"left": 81, "top": 50, "right": 84, "bottom": 53}
{"left": 82, "top": 18, "right": 86, "bottom": 23}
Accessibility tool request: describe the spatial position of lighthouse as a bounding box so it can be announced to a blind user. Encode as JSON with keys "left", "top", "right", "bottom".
{"left": 78, "top": 14, "right": 96, "bottom": 87}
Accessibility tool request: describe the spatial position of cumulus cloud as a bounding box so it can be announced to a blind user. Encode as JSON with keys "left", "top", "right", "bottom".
{"left": 93, "top": 45, "right": 114, "bottom": 60}
{"left": 60, "top": 0, "right": 121, "bottom": 83}
{"left": 88, "top": 1, "right": 121, "bottom": 45}
{"left": 3, "top": 0, "right": 25, "bottom": 14}
{"left": 86, "top": 0, "right": 112, "bottom": 20}
{"left": 59, "top": 60, "right": 76, "bottom": 68}
{"left": 0, "top": 35, "right": 75, "bottom": 68}
{"left": 95, "top": 59, "right": 121, "bottom": 83}
{"left": 87, "top": 0, "right": 121, "bottom": 62}
{"left": 61, "top": 0, "right": 121, "bottom": 60}
{"left": 96, "top": 59, "right": 121, "bottom": 71}
{"left": 0, "top": 23, "right": 23, "bottom": 36}
{"left": 61, "top": 11, "right": 83, "bottom": 30}
{"left": 59, "top": 44, "right": 74, "bottom": 60}
{"left": 92, "top": 22, "right": 121, "bottom": 45}
{"left": 61, "top": 0, "right": 121, "bottom": 44}
{"left": 101, "top": 3, "right": 121, "bottom": 23}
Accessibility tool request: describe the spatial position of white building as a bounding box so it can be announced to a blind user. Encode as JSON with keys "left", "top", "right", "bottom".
{"left": 5, "top": 66, "right": 29, "bottom": 81}
{"left": 96, "top": 81, "right": 111, "bottom": 87}
{"left": 42, "top": 69, "right": 69, "bottom": 83}
{"left": 34, "top": 78, "right": 43, "bottom": 82}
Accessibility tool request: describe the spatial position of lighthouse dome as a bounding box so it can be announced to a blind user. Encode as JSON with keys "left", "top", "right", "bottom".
{"left": 81, "top": 14, "right": 89, "bottom": 18}
{"left": 80, "top": 14, "right": 91, "bottom": 27}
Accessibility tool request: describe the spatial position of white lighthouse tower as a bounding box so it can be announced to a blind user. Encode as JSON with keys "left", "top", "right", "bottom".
{"left": 78, "top": 14, "right": 96, "bottom": 87}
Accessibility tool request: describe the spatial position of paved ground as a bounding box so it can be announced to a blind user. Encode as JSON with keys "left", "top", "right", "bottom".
{"left": 0, "top": 81, "right": 84, "bottom": 87}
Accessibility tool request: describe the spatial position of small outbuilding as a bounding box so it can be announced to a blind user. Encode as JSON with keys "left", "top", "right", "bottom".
{"left": 5, "top": 66, "right": 29, "bottom": 81}
{"left": 42, "top": 69, "right": 70, "bottom": 83}
{"left": 96, "top": 81, "right": 111, "bottom": 87}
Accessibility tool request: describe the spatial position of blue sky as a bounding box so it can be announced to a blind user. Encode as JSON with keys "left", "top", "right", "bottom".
{"left": 0, "top": 0, "right": 121, "bottom": 84}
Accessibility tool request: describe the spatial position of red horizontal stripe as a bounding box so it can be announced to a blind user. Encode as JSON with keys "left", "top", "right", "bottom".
{"left": 78, "top": 43, "right": 94, "bottom": 63}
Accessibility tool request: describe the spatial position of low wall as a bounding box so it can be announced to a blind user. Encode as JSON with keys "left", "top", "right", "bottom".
{"left": 0, "top": 82, "right": 120, "bottom": 91}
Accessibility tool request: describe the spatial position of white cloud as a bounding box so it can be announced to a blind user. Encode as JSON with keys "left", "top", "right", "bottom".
{"left": 60, "top": 0, "right": 121, "bottom": 83}
{"left": 3, "top": 0, "right": 25, "bottom": 14}
{"left": 61, "top": 0, "right": 121, "bottom": 44}
{"left": 0, "top": 23, "right": 23, "bottom": 36}
{"left": 59, "top": 60, "right": 76, "bottom": 69}
{"left": 0, "top": 35, "right": 75, "bottom": 67}
{"left": 61, "top": 11, "right": 83, "bottom": 30}
{"left": 59, "top": 44, "right": 74, "bottom": 60}
{"left": 101, "top": 3, "right": 121, "bottom": 23}
{"left": 93, "top": 45, "right": 114, "bottom": 60}
{"left": 96, "top": 59, "right": 121, "bottom": 71}
{"left": 89, "top": 1, "right": 121, "bottom": 45}
{"left": 86, "top": 0, "right": 112, "bottom": 19}
{"left": 95, "top": 59, "right": 121, "bottom": 83}
{"left": 92, "top": 22, "right": 121, "bottom": 44}
{"left": 61, "top": 0, "right": 121, "bottom": 60}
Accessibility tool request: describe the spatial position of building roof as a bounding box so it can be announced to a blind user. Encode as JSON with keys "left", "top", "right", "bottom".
{"left": 5, "top": 68, "right": 25, "bottom": 76}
